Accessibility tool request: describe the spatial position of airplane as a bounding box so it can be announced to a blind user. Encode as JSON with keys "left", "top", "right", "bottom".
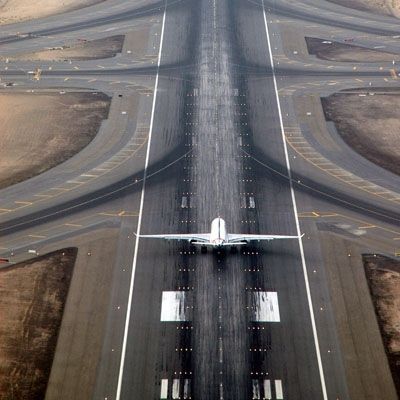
{"left": 137, "top": 217, "right": 302, "bottom": 250}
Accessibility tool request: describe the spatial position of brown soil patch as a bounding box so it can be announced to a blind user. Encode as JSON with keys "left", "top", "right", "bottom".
{"left": 0, "top": 248, "right": 77, "bottom": 400}
{"left": 364, "top": 254, "right": 400, "bottom": 395}
{"left": 321, "top": 90, "right": 400, "bottom": 176}
{"left": 326, "top": 0, "right": 392, "bottom": 16}
{"left": 0, "top": 91, "right": 110, "bottom": 189}
{"left": 306, "top": 37, "right": 400, "bottom": 62}
{"left": 0, "top": 0, "right": 104, "bottom": 25}
{"left": 5, "top": 35, "right": 125, "bottom": 62}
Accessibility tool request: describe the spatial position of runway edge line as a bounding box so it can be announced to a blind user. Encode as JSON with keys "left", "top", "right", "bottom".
{"left": 261, "top": 2, "right": 328, "bottom": 399}
{"left": 115, "top": 2, "right": 168, "bottom": 399}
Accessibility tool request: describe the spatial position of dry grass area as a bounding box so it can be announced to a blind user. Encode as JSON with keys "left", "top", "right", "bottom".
{"left": 0, "top": 0, "right": 104, "bottom": 25}
{"left": 327, "top": 0, "right": 400, "bottom": 17}
{"left": 0, "top": 91, "right": 110, "bottom": 189}
{"left": 4, "top": 35, "right": 124, "bottom": 62}
{"left": 364, "top": 254, "right": 400, "bottom": 395}
{"left": 306, "top": 37, "right": 400, "bottom": 62}
{"left": 0, "top": 248, "right": 77, "bottom": 400}
{"left": 322, "top": 90, "right": 400, "bottom": 176}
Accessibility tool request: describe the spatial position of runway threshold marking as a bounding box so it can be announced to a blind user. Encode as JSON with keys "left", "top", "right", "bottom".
{"left": 262, "top": 3, "right": 328, "bottom": 399}
{"left": 116, "top": 3, "right": 167, "bottom": 400}
{"left": 160, "top": 379, "right": 168, "bottom": 399}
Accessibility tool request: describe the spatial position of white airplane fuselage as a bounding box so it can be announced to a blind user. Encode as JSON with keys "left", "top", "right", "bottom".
{"left": 210, "top": 217, "right": 227, "bottom": 246}
{"left": 138, "top": 217, "right": 301, "bottom": 248}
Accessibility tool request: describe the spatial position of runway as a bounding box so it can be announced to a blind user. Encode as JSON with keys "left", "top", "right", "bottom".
{"left": 0, "top": 0, "right": 400, "bottom": 399}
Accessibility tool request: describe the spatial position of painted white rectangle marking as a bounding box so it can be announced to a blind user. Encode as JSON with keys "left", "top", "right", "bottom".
{"left": 253, "top": 291, "right": 280, "bottom": 322}
{"left": 252, "top": 379, "right": 261, "bottom": 399}
{"left": 160, "top": 379, "right": 168, "bottom": 399}
{"left": 161, "top": 291, "right": 187, "bottom": 321}
{"left": 275, "top": 380, "right": 283, "bottom": 399}
{"left": 181, "top": 196, "right": 188, "bottom": 208}
{"left": 249, "top": 196, "right": 255, "bottom": 209}
{"left": 263, "top": 379, "right": 272, "bottom": 399}
{"left": 183, "top": 379, "right": 190, "bottom": 399}
{"left": 172, "top": 379, "right": 180, "bottom": 399}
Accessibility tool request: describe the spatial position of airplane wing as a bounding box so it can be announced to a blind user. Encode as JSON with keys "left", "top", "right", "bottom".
{"left": 138, "top": 233, "right": 210, "bottom": 243}
{"left": 228, "top": 233, "right": 302, "bottom": 243}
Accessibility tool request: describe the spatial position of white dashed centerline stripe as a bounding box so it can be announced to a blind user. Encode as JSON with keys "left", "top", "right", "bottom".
{"left": 115, "top": 3, "right": 167, "bottom": 399}
{"left": 261, "top": 2, "right": 328, "bottom": 399}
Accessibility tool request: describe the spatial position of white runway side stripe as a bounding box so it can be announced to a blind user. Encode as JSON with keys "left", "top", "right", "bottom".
{"left": 115, "top": 2, "right": 168, "bottom": 399}
{"left": 252, "top": 291, "right": 280, "bottom": 322}
{"left": 275, "top": 380, "right": 283, "bottom": 399}
{"left": 160, "top": 291, "right": 188, "bottom": 321}
{"left": 160, "top": 379, "right": 168, "bottom": 399}
{"left": 262, "top": 2, "right": 328, "bottom": 399}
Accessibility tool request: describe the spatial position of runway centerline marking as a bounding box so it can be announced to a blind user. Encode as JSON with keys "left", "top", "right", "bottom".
{"left": 115, "top": 2, "right": 167, "bottom": 399}
{"left": 262, "top": 3, "right": 328, "bottom": 399}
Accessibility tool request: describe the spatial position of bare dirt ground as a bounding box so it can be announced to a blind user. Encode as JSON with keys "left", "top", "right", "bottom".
{"left": 4, "top": 35, "right": 125, "bottom": 62}
{"left": 0, "top": 248, "right": 77, "bottom": 400}
{"left": 327, "top": 0, "right": 400, "bottom": 17}
{"left": 364, "top": 254, "right": 400, "bottom": 396}
{"left": 0, "top": 91, "right": 110, "bottom": 189}
{"left": 0, "top": 0, "right": 104, "bottom": 25}
{"left": 306, "top": 37, "right": 400, "bottom": 62}
{"left": 322, "top": 90, "right": 400, "bottom": 176}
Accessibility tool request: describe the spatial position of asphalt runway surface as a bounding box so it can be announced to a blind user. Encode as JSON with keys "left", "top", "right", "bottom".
{"left": 1, "top": 0, "right": 400, "bottom": 399}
